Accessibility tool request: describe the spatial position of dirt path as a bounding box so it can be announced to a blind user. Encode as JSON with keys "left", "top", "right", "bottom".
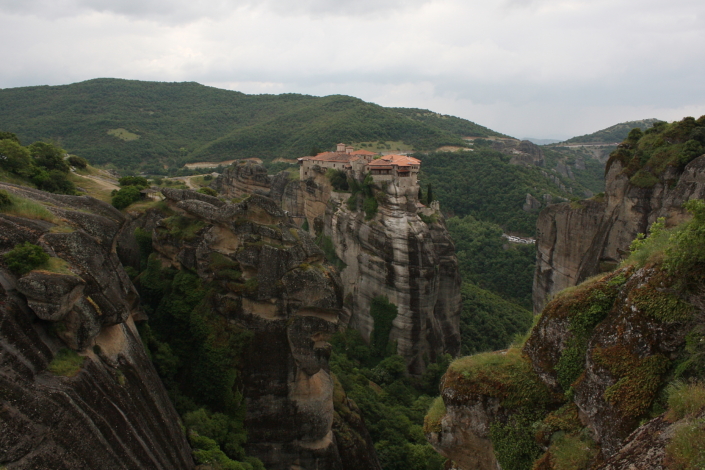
{"left": 170, "top": 176, "right": 198, "bottom": 189}
{"left": 79, "top": 174, "right": 120, "bottom": 191}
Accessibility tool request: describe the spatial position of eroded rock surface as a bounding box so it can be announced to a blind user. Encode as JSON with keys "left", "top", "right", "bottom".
{"left": 0, "top": 183, "right": 193, "bottom": 470}
{"left": 154, "top": 188, "right": 380, "bottom": 470}
{"left": 533, "top": 155, "right": 705, "bottom": 313}
{"left": 215, "top": 161, "right": 462, "bottom": 374}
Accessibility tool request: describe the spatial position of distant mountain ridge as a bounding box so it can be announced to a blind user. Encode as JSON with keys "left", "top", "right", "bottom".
{"left": 0, "top": 78, "right": 504, "bottom": 172}
{"left": 559, "top": 118, "right": 662, "bottom": 145}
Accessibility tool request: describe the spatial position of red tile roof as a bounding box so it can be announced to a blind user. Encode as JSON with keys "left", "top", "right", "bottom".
{"left": 368, "top": 155, "right": 421, "bottom": 167}
{"left": 351, "top": 149, "right": 378, "bottom": 156}
{"left": 301, "top": 152, "right": 355, "bottom": 163}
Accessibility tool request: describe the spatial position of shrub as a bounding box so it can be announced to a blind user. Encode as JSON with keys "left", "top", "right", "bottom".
{"left": 112, "top": 185, "right": 142, "bottom": 209}
{"left": 490, "top": 412, "right": 543, "bottom": 470}
{"left": 423, "top": 396, "right": 446, "bottom": 433}
{"left": 3, "top": 241, "right": 50, "bottom": 275}
{"left": 67, "top": 155, "right": 88, "bottom": 168}
{"left": 48, "top": 348, "right": 86, "bottom": 377}
{"left": 118, "top": 175, "right": 149, "bottom": 187}
{"left": 363, "top": 196, "right": 378, "bottom": 219}
{"left": 0, "top": 189, "right": 11, "bottom": 208}
{"left": 198, "top": 187, "right": 218, "bottom": 196}
{"left": 326, "top": 169, "right": 349, "bottom": 191}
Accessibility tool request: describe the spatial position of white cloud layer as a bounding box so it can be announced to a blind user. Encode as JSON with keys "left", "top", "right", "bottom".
{"left": 1, "top": 0, "right": 704, "bottom": 138}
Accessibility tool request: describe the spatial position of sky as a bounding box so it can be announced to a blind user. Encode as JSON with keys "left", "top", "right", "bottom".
{"left": 1, "top": 0, "right": 704, "bottom": 139}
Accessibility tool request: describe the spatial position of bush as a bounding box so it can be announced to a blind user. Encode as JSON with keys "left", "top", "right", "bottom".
{"left": 0, "top": 189, "right": 11, "bottom": 208}
{"left": 3, "top": 241, "right": 50, "bottom": 275}
{"left": 363, "top": 196, "right": 378, "bottom": 219}
{"left": 67, "top": 155, "right": 88, "bottom": 168}
{"left": 112, "top": 185, "right": 142, "bottom": 209}
{"left": 423, "top": 396, "right": 446, "bottom": 433}
{"left": 326, "top": 169, "right": 349, "bottom": 191}
{"left": 118, "top": 176, "right": 149, "bottom": 187}
{"left": 198, "top": 187, "right": 218, "bottom": 196}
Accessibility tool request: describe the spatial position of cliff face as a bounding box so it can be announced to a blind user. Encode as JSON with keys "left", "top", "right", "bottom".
{"left": 215, "top": 162, "right": 462, "bottom": 374}
{"left": 428, "top": 262, "right": 704, "bottom": 469}
{"left": 533, "top": 154, "right": 705, "bottom": 313}
{"left": 0, "top": 183, "right": 193, "bottom": 470}
{"left": 152, "top": 188, "right": 380, "bottom": 470}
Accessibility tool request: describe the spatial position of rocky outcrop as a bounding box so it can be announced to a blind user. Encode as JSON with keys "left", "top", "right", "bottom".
{"left": 215, "top": 162, "right": 462, "bottom": 374}
{"left": 153, "top": 188, "right": 380, "bottom": 470}
{"left": 0, "top": 183, "right": 193, "bottom": 470}
{"left": 533, "top": 154, "right": 705, "bottom": 313}
{"left": 428, "top": 262, "right": 704, "bottom": 469}
{"left": 327, "top": 183, "right": 462, "bottom": 374}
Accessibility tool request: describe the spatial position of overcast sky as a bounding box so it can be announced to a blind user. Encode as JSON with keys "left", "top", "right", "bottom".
{"left": 1, "top": 0, "right": 704, "bottom": 139}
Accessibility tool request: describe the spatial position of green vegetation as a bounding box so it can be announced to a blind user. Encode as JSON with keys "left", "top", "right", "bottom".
{"left": 0, "top": 189, "right": 11, "bottom": 208}
{"left": 0, "top": 78, "right": 504, "bottom": 173}
{"left": 562, "top": 119, "right": 662, "bottom": 144}
{"left": 546, "top": 270, "right": 628, "bottom": 393}
{"left": 135, "top": 257, "right": 260, "bottom": 468}
{"left": 0, "top": 192, "right": 57, "bottom": 222}
{"left": 112, "top": 185, "right": 143, "bottom": 209}
{"left": 370, "top": 296, "right": 398, "bottom": 358}
{"left": 326, "top": 168, "right": 349, "bottom": 191}
{"left": 315, "top": 234, "right": 346, "bottom": 271}
{"left": 447, "top": 215, "right": 535, "bottom": 307}
{"left": 0, "top": 134, "right": 76, "bottom": 194}
{"left": 606, "top": 116, "right": 705, "bottom": 188}
{"left": 665, "top": 382, "right": 705, "bottom": 470}
{"left": 48, "top": 348, "right": 86, "bottom": 377}
{"left": 489, "top": 413, "right": 543, "bottom": 470}
{"left": 666, "top": 381, "right": 705, "bottom": 421}
{"left": 3, "top": 242, "right": 50, "bottom": 275}
{"left": 419, "top": 149, "right": 574, "bottom": 235}
{"left": 330, "top": 326, "right": 449, "bottom": 470}
{"left": 459, "top": 283, "right": 533, "bottom": 356}
{"left": 198, "top": 187, "right": 218, "bottom": 197}
{"left": 423, "top": 396, "right": 445, "bottom": 433}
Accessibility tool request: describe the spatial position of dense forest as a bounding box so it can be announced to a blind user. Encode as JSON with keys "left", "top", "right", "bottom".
{"left": 560, "top": 118, "right": 662, "bottom": 144}
{"left": 0, "top": 78, "right": 504, "bottom": 172}
{"left": 418, "top": 146, "right": 576, "bottom": 235}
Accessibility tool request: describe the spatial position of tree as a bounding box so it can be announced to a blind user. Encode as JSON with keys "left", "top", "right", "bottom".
{"left": 426, "top": 183, "right": 433, "bottom": 204}
{"left": 0, "top": 131, "right": 20, "bottom": 143}
{"left": 0, "top": 140, "right": 32, "bottom": 175}
{"left": 112, "top": 185, "right": 142, "bottom": 209}
{"left": 29, "top": 142, "right": 69, "bottom": 173}
{"left": 3, "top": 242, "right": 50, "bottom": 275}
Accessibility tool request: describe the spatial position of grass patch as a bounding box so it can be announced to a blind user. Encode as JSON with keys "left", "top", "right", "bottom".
{"left": 48, "top": 348, "right": 86, "bottom": 377}
{"left": 548, "top": 433, "right": 596, "bottom": 470}
{"left": 107, "top": 128, "right": 140, "bottom": 141}
{"left": 448, "top": 347, "right": 555, "bottom": 409}
{"left": 0, "top": 193, "right": 58, "bottom": 222}
{"left": 40, "top": 257, "right": 77, "bottom": 276}
{"left": 423, "top": 396, "right": 446, "bottom": 433}
{"left": 67, "top": 173, "right": 114, "bottom": 202}
{"left": 666, "top": 420, "right": 705, "bottom": 469}
{"left": 666, "top": 381, "right": 705, "bottom": 421}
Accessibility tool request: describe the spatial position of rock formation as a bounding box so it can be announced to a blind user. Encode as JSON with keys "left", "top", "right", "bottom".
{"left": 533, "top": 154, "right": 705, "bottom": 313}
{"left": 427, "top": 262, "right": 704, "bottom": 469}
{"left": 0, "top": 183, "right": 194, "bottom": 470}
{"left": 151, "top": 188, "right": 380, "bottom": 470}
{"left": 214, "top": 161, "right": 462, "bottom": 374}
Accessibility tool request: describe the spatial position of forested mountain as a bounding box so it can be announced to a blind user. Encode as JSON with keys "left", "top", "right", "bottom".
{"left": 0, "top": 78, "right": 503, "bottom": 172}
{"left": 560, "top": 118, "right": 662, "bottom": 144}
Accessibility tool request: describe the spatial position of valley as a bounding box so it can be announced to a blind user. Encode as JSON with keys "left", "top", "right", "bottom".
{"left": 1, "top": 81, "right": 704, "bottom": 470}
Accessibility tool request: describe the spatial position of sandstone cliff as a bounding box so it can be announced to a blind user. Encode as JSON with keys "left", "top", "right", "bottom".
{"left": 148, "top": 188, "right": 380, "bottom": 470}
{"left": 214, "top": 162, "right": 462, "bottom": 374}
{"left": 533, "top": 154, "right": 705, "bottom": 313}
{"left": 0, "top": 183, "right": 194, "bottom": 470}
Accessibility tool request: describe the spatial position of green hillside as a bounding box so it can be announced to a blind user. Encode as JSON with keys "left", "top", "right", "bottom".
{"left": 0, "top": 78, "right": 504, "bottom": 172}
{"left": 561, "top": 118, "right": 662, "bottom": 144}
